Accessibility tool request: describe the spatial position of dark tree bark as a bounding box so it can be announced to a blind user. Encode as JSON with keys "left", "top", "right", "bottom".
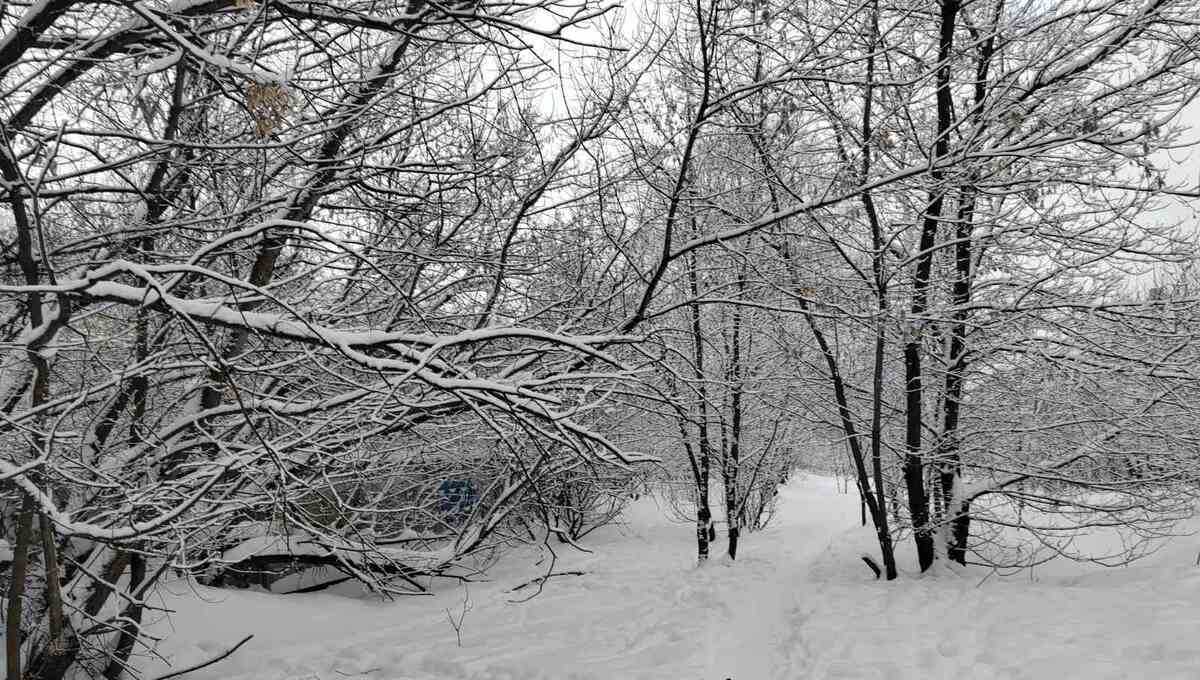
{"left": 688, "top": 246, "right": 714, "bottom": 563}
{"left": 723, "top": 275, "right": 746, "bottom": 561}
{"left": 2, "top": 137, "right": 70, "bottom": 680}
{"left": 903, "top": 0, "right": 961, "bottom": 572}
{"left": 860, "top": 0, "right": 898, "bottom": 581}
{"left": 104, "top": 553, "right": 147, "bottom": 680}
{"left": 936, "top": 0, "right": 1002, "bottom": 566}
{"left": 5, "top": 496, "right": 35, "bottom": 680}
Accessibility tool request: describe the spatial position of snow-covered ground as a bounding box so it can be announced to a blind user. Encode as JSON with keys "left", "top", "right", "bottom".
{"left": 142, "top": 476, "right": 1200, "bottom": 680}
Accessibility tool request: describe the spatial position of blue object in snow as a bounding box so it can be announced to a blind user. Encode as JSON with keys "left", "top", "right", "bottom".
{"left": 437, "top": 479, "right": 478, "bottom": 524}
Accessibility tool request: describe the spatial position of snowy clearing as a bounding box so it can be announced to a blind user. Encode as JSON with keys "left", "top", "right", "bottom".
{"left": 143, "top": 475, "right": 1200, "bottom": 680}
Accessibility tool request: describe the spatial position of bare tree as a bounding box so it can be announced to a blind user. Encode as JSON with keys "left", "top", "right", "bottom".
{"left": 780, "top": 0, "right": 1200, "bottom": 571}
{"left": 623, "top": 0, "right": 1200, "bottom": 576}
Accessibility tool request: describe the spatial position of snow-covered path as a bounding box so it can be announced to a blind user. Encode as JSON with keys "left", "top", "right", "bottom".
{"left": 145, "top": 476, "right": 1200, "bottom": 680}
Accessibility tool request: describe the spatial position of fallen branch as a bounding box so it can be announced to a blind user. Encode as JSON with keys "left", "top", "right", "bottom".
{"left": 208, "top": 552, "right": 428, "bottom": 594}
{"left": 281, "top": 576, "right": 355, "bottom": 595}
{"left": 508, "top": 571, "right": 586, "bottom": 594}
{"left": 861, "top": 556, "right": 881, "bottom": 579}
{"left": 151, "top": 634, "right": 253, "bottom": 680}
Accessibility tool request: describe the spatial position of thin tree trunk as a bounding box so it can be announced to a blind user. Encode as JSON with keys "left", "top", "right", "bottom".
{"left": 860, "top": 0, "right": 897, "bottom": 580}
{"left": 737, "top": 0, "right": 897, "bottom": 575}
{"left": 38, "top": 514, "right": 66, "bottom": 648}
{"left": 6, "top": 496, "right": 35, "bottom": 680}
{"left": 103, "top": 284, "right": 155, "bottom": 680}
{"left": 104, "top": 553, "right": 147, "bottom": 680}
{"left": 744, "top": 142, "right": 898, "bottom": 575}
{"left": 687, "top": 242, "right": 713, "bottom": 563}
{"left": 3, "top": 134, "right": 71, "bottom": 679}
{"left": 937, "top": 190, "right": 974, "bottom": 565}
{"left": 798, "top": 294, "right": 896, "bottom": 575}
{"left": 724, "top": 275, "right": 745, "bottom": 561}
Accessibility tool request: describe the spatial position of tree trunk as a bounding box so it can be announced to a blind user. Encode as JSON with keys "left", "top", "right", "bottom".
{"left": 32, "top": 514, "right": 72, "bottom": 680}
{"left": 724, "top": 275, "right": 745, "bottom": 561}
{"left": 744, "top": 35, "right": 900, "bottom": 574}
{"left": 688, "top": 243, "right": 713, "bottom": 563}
{"left": 4, "top": 133, "right": 70, "bottom": 680}
{"left": 6, "top": 496, "right": 35, "bottom": 680}
{"left": 860, "top": 0, "right": 897, "bottom": 581}
{"left": 104, "top": 553, "right": 147, "bottom": 680}
{"left": 903, "top": 0, "right": 960, "bottom": 572}
{"left": 936, "top": 0, "right": 1001, "bottom": 565}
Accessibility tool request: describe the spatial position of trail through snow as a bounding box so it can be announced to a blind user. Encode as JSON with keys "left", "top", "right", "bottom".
{"left": 144, "top": 476, "right": 1200, "bottom": 680}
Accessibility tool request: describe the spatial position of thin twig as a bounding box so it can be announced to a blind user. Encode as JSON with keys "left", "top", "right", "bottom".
{"left": 508, "top": 571, "right": 586, "bottom": 596}
{"left": 150, "top": 634, "right": 253, "bottom": 680}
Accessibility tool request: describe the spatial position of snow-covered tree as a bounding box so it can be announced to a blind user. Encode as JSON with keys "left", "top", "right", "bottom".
{"left": 0, "top": 1, "right": 652, "bottom": 676}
